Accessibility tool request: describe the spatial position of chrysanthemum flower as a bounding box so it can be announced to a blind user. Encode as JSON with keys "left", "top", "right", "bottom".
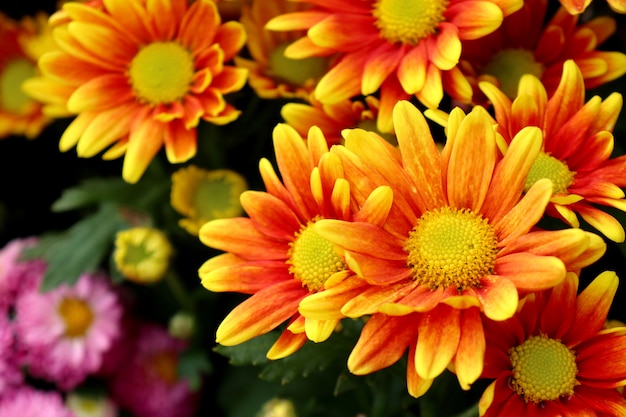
{"left": 23, "top": 0, "right": 248, "bottom": 183}
{"left": 304, "top": 100, "right": 605, "bottom": 396}
{"left": 479, "top": 60, "right": 626, "bottom": 242}
{"left": 234, "top": 0, "right": 331, "bottom": 100}
{"left": 0, "top": 387, "right": 74, "bottom": 417}
{"left": 0, "top": 237, "right": 45, "bottom": 310}
{"left": 266, "top": 0, "right": 523, "bottom": 132}
{"left": 447, "top": 0, "right": 626, "bottom": 105}
{"left": 108, "top": 322, "right": 199, "bottom": 417}
{"left": 114, "top": 226, "right": 173, "bottom": 283}
{"left": 0, "top": 315, "right": 22, "bottom": 398}
{"left": 171, "top": 165, "right": 248, "bottom": 236}
{"left": 0, "top": 12, "right": 54, "bottom": 139}
{"left": 198, "top": 123, "right": 389, "bottom": 359}
{"left": 14, "top": 271, "right": 122, "bottom": 390}
{"left": 479, "top": 271, "right": 626, "bottom": 416}
{"left": 281, "top": 96, "right": 393, "bottom": 144}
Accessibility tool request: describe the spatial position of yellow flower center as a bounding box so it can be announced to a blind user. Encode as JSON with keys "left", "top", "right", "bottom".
{"left": 373, "top": 0, "right": 448, "bottom": 45}
{"left": 148, "top": 351, "right": 178, "bottom": 384}
{"left": 482, "top": 49, "right": 544, "bottom": 98}
{"left": 58, "top": 297, "right": 94, "bottom": 338}
{"left": 287, "top": 221, "right": 346, "bottom": 292}
{"left": 129, "top": 42, "right": 195, "bottom": 104}
{"left": 509, "top": 335, "right": 578, "bottom": 403}
{"left": 524, "top": 152, "right": 575, "bottom": 194}
{"left": 404, "top": 207, "right": 498, "bottom": 290}
{"left": 1, "top": 58, "right": 36, "bottom": 113}
{"left": 268, "top": 42, "right": 329, "bottom": 87}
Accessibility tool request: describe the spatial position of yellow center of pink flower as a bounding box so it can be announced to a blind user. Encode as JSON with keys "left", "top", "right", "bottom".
{"left": 58, "top": 297, "right": 94, "bottom": 338}
{"left": 129, "top": 42, "right": 195, "bottom": 104}
{"left": 509, "top": 335, "right": 578, "bottom": 403}
{"left": 1, "top": 58, "right": 36, "bottom": 113}
{"left": 405, "top": 207, "right": 498, "bottom": 290}
{"left": 148, "top": 351, "right": 178, "bottom": 384}
{"left": 524, "top": 152, "right": 575, "bottom": 194}
{"left": 287, "top": 221, "right": 346, "bottom": 292}
{"left": 482, "top": 49, "right": 544, "bottom": 98}
{"left": 373, "top": 0, "right": 448, "bottom": 45}
{"left": 268, "top": 42, "right": 329, "bottom": 87}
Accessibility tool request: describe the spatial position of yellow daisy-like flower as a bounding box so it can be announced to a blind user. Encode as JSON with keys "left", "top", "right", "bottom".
{"left": 170, "top": 165, "right": 248, "bottom": 236}
{"left": 303, "top": 100, "right": 605, "bottom": 397}
{"left": 479, "top": 272, "right": 626, "bottom": 416}
{"left": 266, "top": 0, "right": 523, "bottom": 132}
{"left": 281, "top": 96, "right": 394, "bottom": 145}
{"left": 198, "top": 124, "right": 388, "bottom": 359}
{"left": 477, "top": 60, "right": 626, "bottom": 242}
{"left": 23, "top": 0, "right": 248, "bottom": 184}
{"left": 234, "top": 0, "right": 331, "bottom": 100}
{"left": 114, "top": 226, "right": 173, "bottom": 284}
{"left": 446, "top": 0, "right": 626, "bottom": 105}
{"left": 0, "top": 12, "right": 55, "bottom": 139}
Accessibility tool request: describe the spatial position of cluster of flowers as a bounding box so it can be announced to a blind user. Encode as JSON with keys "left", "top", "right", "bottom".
{"left": 1, "top": 0, "right": 626, "bottom": 415}
{"left": 0, "top": 238, "right": 199, "bottom": 417}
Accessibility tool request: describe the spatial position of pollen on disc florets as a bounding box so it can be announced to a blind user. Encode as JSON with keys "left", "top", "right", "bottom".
{"left": 287, "top": 220, "right": 346, "bottom": 292}
{"left": 509, "top": 335, "right": 579, "bottom": 403}
{"left": 404, "top": 207, "right": 498, "bottom": 291}
{"left": 58, "top": 297, "right": 94, "bottom": 338}
{"left": 524, "top": 152, "right": 576, "bottom": 194}
{"left": 373, "top": 0, "right": 449, "bottom": 45}
{"left": 129, "top": 42, "right": 195, "bottom": 105}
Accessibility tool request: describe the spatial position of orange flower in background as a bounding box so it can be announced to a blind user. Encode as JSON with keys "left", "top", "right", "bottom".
{"left": 447, "top": 0, "right": 626, "bottom": 105}
{"left": 23, "top": 0, "right": 248, "bottom": 184}
{"left": 479, "top": 271, "right": 626, "bottom": 416}
{"left": 234, "top": 0, "right": 331, "bottom": 100}
{"left": 281, "top": 96, "right": 393, "bottom": 146}
{"left": 558, "top": 0, "right": 626, "bottom": 15}
{"left": 303, "top": 100, "right": 605, "bottom": 396}
{"left": 266, "top": 0, "right": 523, "bottom": 132}
{"left": 198, "top": 124, "right": 388, "bottom": 359}
{"left": 479, "top": 60, "right": 626, "bottom": 242}
{"left": 0, "top": 12, "right": 54, "bottom": 139}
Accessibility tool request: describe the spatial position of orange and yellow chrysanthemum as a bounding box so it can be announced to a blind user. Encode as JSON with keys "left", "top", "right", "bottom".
{"left": 479, "top": 271, "right": 626, "bottom": 416}
{"left": 198, "top": 123, "right": 390, "bottom": 359}
{"left": 23, "top": 0, "right": 248, "bottom": 183}
{"left": 234, "top": 0, "right": 331, "bottom": 100}
{"left": 447, "top": 0, "right": 626, "bottom": 105}
{"left": 0, "top": 12, "right": 55, "bottom": 139}
{"left": 558, "top": 0, "right": 626, "bottom": 15}
{"left": 281, "top": 96, "right": 392, "bottom": 146}
{"left": 266, "top": 0, "right": 523, "bottom": 132}
{"left": 479, "top": 60, "right": 626, "bottom": 242}
{"left": 302, "top": 101, "right": 605, "bottom": 396}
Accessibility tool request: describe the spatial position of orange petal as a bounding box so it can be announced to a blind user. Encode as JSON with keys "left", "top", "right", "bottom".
{"left": 362, "top": 43, "right": 404, "bottom": 95}
{"left": 397, "top": 42, "right": 428, "bottom": 94}
{"left": 414, "top": 306, "right": 460, "bottom": 379}
{"left": 67, "top": 74, "right": 134, "bottom": 113}
{"left": 454, "top": 308, "right": 485, "bottom": 389}
{"left": 163, "top": 121, "right": 197, "bottom": 163}
{"left": 199, "top": 254, "right": 287, "bottom": 293}
{"left": 214, "top": 21, "right": 247, "bottom": 62}
{"left": 304, "top": 317, "right": 339, "bottom": 342}
{"left": 267, "top": 329, "right": 308, "bottom": 360}
{"left": 122, "top": 113, "right": 164, "bottom": 183}
{"left": 215, "top": 280, "right": 305, "bottom": 345}
{"left": 348, "top": 314, "right": 415, "bottom": 374}
{"left": 298, "top": 276, "right": 370, "bottom": 320}
{"left": 494, "top": 252, "right": 566, "bottom": 292}
{"left": 447, "top": 1, "right": 503, "bottom": 40}
{"left": 76, "top": 103, "right": 139, "bottom": 157}
{"left": 393, "top": 100, "right": 445, "bottom": 211}
{"left": 240, "top": 191, "right": 301, "bottom": 241}
{"left": 199, "top": 217, "right": 288, "bottom": 259}
{"left": 569, "top": 271, "right": 618, "bottom": 344}
{"left": 473, "top": 276, "right": 519, "bottom": 321}
{"left": 426, "top": 22, "right": 461, "bottom": 71}
{"left": 446, "top": 106, "right": 496, "bottom": 212}
{"left": 314, "top": 51, "right": 367, "bottom": 103}
{"left": 179, "top": 0, "right": 219, "bottom": 51}
{"left": 407, "top": 343, "right": 435, "bottom": 398}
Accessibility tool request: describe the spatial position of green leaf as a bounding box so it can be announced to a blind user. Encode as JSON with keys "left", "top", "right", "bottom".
{"left": 178, "top": 347, "right": 213, "bottom": 391}
{"left": 51, "top": 176, "right": 169, "bottom": 213}
{"left": 23, "top": 203, "right": 129, "bottom": 291}
{"left": 213, "top": 331, "right": 276, "bottom": 367}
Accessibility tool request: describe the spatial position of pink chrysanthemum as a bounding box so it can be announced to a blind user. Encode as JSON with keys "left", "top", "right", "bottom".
{"left": 0, "top": 315, "right": 22, "bottom": 399}
{"left": 14, "top": 271, "right": 122, "bottom": 390}
{"left": 0, "top": 237, "right": 44, "bottom": 310}
{"left": 0, "top": 387, "right": 74, "bottom": 417}
{"left": 108, "top": 322, "right": 199, "bottom": 417}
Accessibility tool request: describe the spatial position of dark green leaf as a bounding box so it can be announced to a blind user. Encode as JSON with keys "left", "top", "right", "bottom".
{"left": 178, "top": 348, "right": 213, "bottom": 391}
{"left": 213, "top": 331, "right": 276, "bottom": 367}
